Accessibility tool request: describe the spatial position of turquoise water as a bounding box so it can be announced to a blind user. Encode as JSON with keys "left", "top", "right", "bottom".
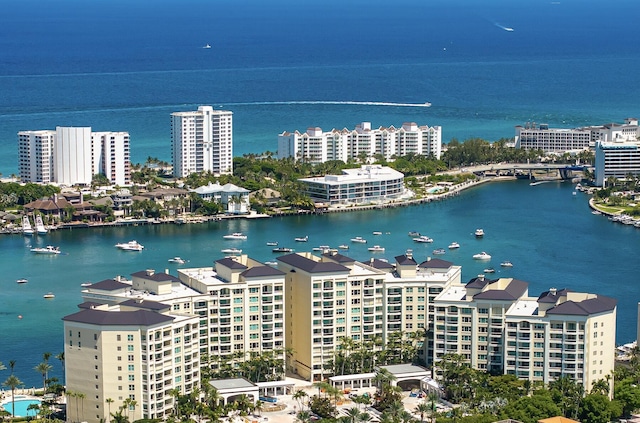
{"left": 2, "top": 399, "right": 41, "bottom": 417}
{"left": 2, "top": 180, "right": 639, "bottom": 386}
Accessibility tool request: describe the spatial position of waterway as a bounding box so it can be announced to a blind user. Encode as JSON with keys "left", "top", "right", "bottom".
{"left": 2, "top": 180, "right": 638, "bottom": 386}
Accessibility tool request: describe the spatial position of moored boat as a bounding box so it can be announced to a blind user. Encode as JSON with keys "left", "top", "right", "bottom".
{"left": 475, "top": 228, "right": 485, "bottom": 237}
{"left": 272, "top": 247, "right": 294, "bottom": 253}
{"left": 433, "top": 248, "right": 446, "bottom": 255}
{"left": 368, "top": 245, "right": 385, "bottom": 252}
{"left": 221, "top": 248, "right": 242, "bottom": 254}
{"left": 16, "top": 278, "right": 28, "bottom": 284}
{"left": 500, "top": 261, "right": 513, "bottom": 267}
{"left": 351, "top": 236, "right": 367, "bottom": 243}
{"left": 473, "top": 251, "right": 492, "bottom": 260}
{"left": 483, "top": 268, "right": 495, "bottom": 273}
{"left": 30, "top": 245, "right": 61, "bottom": 255}
{"left": 294, "top": 236, "right": 309, "bottom": 242}
{"left": 22, "top": 215, "right": 34, "bottom": 236}
{"left": 168, "top": 257, "right": 186, "bottom": 264}
{"left": 223, "top": 233, "right": 247, "bottom": 240}
{"left": 35, "top": 215, "right": 48, "bottom": 235}
{"left": 448, "top": 242, "right": 460, "bottom": 249}
{"left": 338, "top": 244, "right": 349, "bottom": 250}
{"left": 372, "top": 231, "right": 382, "bottom": 235}
{"left": 115, "top": 240, "right": 144, "bottom": 251}
{"left": 43, "top": 293, "right": 55, "bottom": 299}
{"left": 413, "top": 236, "right": 433, "bottom": 243}
{"left": 266, "top": 241, "right": 278, "bottom": 246}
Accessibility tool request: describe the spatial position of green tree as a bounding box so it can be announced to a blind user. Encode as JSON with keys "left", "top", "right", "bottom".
{"left": 34, "top": 362, "right": 53, "bottom": 394}
{"left": 3, "top": 374, "right": 24, "bottom": 419}
{"left": 578, "top": 393, "right": 618, "bottom": 423}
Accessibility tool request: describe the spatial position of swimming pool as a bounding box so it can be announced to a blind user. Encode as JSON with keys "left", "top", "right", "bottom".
{"left": 2, "top": 399, "right": 41, "bottom": 417}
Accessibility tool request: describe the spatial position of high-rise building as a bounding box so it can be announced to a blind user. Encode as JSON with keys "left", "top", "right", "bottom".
{"left": 171, "top": 106, "right": 233, "bottom": 178}
{"left": 18, "top": 126, "right": 131, "bottom": 186}
{"left": 278, "top": 121, "right": 442, "bottom": 164}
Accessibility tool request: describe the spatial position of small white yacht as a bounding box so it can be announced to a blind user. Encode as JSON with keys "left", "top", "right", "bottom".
{"left": 367, "top": 245, "right": 385, "bottom": 252}
{"left": 203, "top": 44, "right": 211, "bottom": 49}
{"left": 475, "top": 228, "right": 485, "bottom": 237}
{"left": 43, "top": 293, "right": 55, "bottom": 299}
{"left": 223, "top": 233, "right": 247, "bottom": 240}
{"left": 483, "top": 268, "right": 495, "bottom": 274}
{"left": 266, "top": 241, "right": 278, "bottom": 246}
{"left": 16, "top": 278, "right": 28, "bottom": 284}
{"left": 473, "top": 251, "right": 492, "bottom": 260}
{"left": 351, "top": 236, "right": 367, "bottom": 243}
{"left": 432, "top": 248, "right": 446, "bottom": 255}
{"left": 294, "top": 236, "right": 309, "bottom": 242}
{"left": 30, "top": 245, "right": 61, "bottom": 255}
{"left": 448, "top": 242, "right": 460, "bottom": 249}
{"left": 115, "top": 240, "right": 144, "bottom": 251}
{"left": 338, "top": 244, "right": 349, "bottom": 250}
{"left": 413, "top": 236, "right": 433, "bottom": 243}
{"left": 372, "top": 231, "right": 382, "bottom": 235}
{"left": 168, "top": 257, "right": 186, "bottom": 264}
{"left": 500, "top": 261, "right": 514, "bottom": 267}
{"left": 221, "top": 248, "right": 242, "bottom": 254}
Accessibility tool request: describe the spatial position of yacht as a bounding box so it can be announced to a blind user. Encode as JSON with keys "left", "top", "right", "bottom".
{"left": 338, "top": 244, "right": 349, "bottom": 250}
{"left": 312, "top": 245, "right": 330, "bottom": 252}
{"left": 448, "top": 242, "right": 460, "bottom": 249}
{"left": 432, "top": 248, "right": 446, "bottom": 255}
{"left": 168, "top": 257, "right": 186, "bottom": 264}
{"left": 500, "top": 261, "right": 514, "bottom": 267}
{"left": 372, "top": 231, "right": 382, "bottom": 235}
{"left": 30, "top": 245, "right": 61, "bottom": 255}
{"left": 367, "top": 245, "right": 385, "bottom": 252}
{"left": 115, "top": 240, "right": 144, "bottom": 251}
{"left": 80, "top": 282, "right": 93, "bottom": 287}
{"left": 35, "top": 215, "right": 48, "bottom": 235}
{"left": 223, "top": 233, "right": 247, "bottom": 240}
{"left": 43, "top": 293, "right": 55, "bottom": 299}
{"left": 221, "top": 248, "right": 242, "bottom": 255}
{"left": 351, "top": 236, "right": 367, "bottom": 243}
{"left": 483, "top": 268, "right": 495, "bottom": 273}
{"left": 265, "top": 261, "right": 278, "bottom": 266}
{"left": 413, "top": 236, "right": 433, "bottom": 243}
{"left": 475, "top": 228, "right": 485, "bottom": 237}
{"left": 16, "top": 278, "right": 28, "bottom": 284}
{"left": 22, "top": 215, "right": 34, "bottom": 236}
{"left": 266, "top": 241, "right": 278, "bottom": 246}
{"left": 294, "top": 236, "right": 309, "bottom": 242}
{"left": 272, "top": 247, "right": 294, "bottom": 253}
{"left": 203, "top": 43, "right": 212, "bottom": 49}
{"left": 472, "top": 251, "right": 492, "bottom": 260}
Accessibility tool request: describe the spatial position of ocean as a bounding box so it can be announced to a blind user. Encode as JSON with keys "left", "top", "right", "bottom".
{"left": 1, "top": 0, "right": 639, "bottom": 386}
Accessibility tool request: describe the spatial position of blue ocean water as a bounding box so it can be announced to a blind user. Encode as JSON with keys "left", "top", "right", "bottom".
{"left": 1, "top": 0, "right": 640, "bottom": 386}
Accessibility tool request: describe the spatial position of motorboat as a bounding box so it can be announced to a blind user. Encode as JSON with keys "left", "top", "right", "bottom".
{"left": 30, "top": 245, "right": 61, "bottom": 255}
{"left": 272, "top": 247, "right": 294, "bottom": 253}
{"left": 500, "top": 261, "right": 514, "bottom": 267}
{"left": 351, "top": 237, "right": 367, "bottom": 243}
{"left": 368, "top": 245, "right": 385, "bottom": 252}
{"left": 338, "top": 244, "right": 349, "bottom": 250}
{"left": 265, "top": 261, "right": 278, "bottom": 266}
{"left": 35, "top": 215, "right": 48, "bottom": 235}
{"left": 115, "top": 240, "right": 144, "bottom": 251}
{"left": 448, "top": 242, "right": 460, "bottom": 249}
{"left": 472, "top": 251, "right": 492, "bottom": 260}
{"left": 223, "top": 233, "right": 247, "bottom": 240}
{"left": 294, "top": 236, "right": 309, "bottom": 242}
{"left": 413, "top": 236, "right": 433, "bottom": 243}
{"left": 266, "top": 241, "right": 278, "bottom": 246}
{"left": 221, "top": 248, "right": 242, "bottom": 254}
{"left": 475, "top": 228, "right": 485, "bottom": 237}
{"left": 432, "top": 248, "right": 446, "bottom": 255}
{"left": 203, "top": 43, "right": 211, "bottom": 49}
{"left": 372, "top": 231, "right": 382, "bottom": 235}
{"left": 408, "top": 231, "right": 421, "bottom": 237}
{"left": 168, "top": 257, "right": 186, "bottom": 264}
{"left": 43, "top": 293, "right": 55, "bottom": 299}
{"left": 483, "top": 268, "right": 495, "bottom": 273}
{"left": 22, "top": 215, "right": 34, "bottom": 236}
{"left": 16, "top": 278, "right": 28, "bottom": 284}
{"left": 312, "top": 245, "right": 330, "bottom": 251}
{"left": 80, "top": 282, "right": 93, "bottom": 287}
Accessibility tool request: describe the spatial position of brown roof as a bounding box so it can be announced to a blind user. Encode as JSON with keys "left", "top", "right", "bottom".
{"left": 63, "top": 309, "right": 173, "bottom": 326}
{"left": 278, "top": 253, "right": 349, "bottom": 273}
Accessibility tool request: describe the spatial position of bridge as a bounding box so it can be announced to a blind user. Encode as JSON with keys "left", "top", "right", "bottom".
{"left": 449, "top": 163, "right": 593, "bottom": 180}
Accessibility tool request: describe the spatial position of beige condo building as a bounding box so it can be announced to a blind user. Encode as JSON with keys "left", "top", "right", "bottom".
{"left": 433, "top": 276, "right": 616, "bottom": 394}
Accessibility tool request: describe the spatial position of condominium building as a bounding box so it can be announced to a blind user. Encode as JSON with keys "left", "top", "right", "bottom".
{"left": 171, "top": 106, "right": 233, "bottom": 178}
{"left": 594, "top": 139, "right": 640, "bottom": 187}
{"left": 18, "top": 126, "right": 130, "bottom": 186}
{"left": 433, "top": 276, "right": 616, "bottom": 393}
{"left": 278, "top": 121, "right": 442, "bottom": 164}
{"left": 278, "top": 251, "right": 461, "bottom": 381}
{"left": 299, "top": 165, "right": 407, "bottom": 205}
{"left": 515, "top": 118, "right": 639, "bottom": 153}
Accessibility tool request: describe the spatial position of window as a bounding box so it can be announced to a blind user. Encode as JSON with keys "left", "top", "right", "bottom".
{"left": 127, "top": 334, "right": 134, "bottom": 341}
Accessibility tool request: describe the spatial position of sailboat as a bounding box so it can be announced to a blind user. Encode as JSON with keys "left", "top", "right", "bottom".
{"left": 35, "top": 215, "right": 48, "bottom": 235}
{"left": 22, "top": 215, "right": 34, "bottom": 236}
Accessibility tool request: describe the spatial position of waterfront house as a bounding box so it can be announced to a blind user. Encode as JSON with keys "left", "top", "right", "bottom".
{"left": 191, "top": 182, "right": 250, "bottom": 214}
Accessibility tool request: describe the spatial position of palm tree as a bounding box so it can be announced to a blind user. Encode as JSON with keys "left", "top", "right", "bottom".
{"left": 293, "top": 389, "right": 308, "bottom": 411}
{"left": 106, "top": 398, "right": 114, "bottom": 423}
{"left": 77, "top": 392, "right": 86, "bottom": 422}
{"left": 34, "top": 362, "right": 53, "bottom": 394}
{"left": 344, "top": 406, "right": 362, "bottom": 423}
{"left": 295, "top": 410, "right": 312, "bottom": 423}
{"left": 3, "top": 374, "right": 24, "bottom": 419}
{"left": 414, "top": 403, "right": 430, "bottom": 423}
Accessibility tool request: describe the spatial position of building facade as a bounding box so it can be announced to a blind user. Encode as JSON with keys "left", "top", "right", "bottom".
{"left": 299, "top": 165, "right": 406, "bottom": 205}
{"left": 171, "top": 106, "right": 233, "bottom": 178}
{"left": 191, "top": 182, "right": 251, "bottom": 214}
{"left": 18, "top": 127, "right": 131, "bottom": 186}
{"left": 594, "top": 140, "right": 640, "bottom": 187}
{"left": 278, "top": 121, "right": 442, "bottom": 164}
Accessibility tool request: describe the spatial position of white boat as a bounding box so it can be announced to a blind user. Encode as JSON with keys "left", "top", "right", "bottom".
{"left": 473, "top": 252, "right": 492, "bottom": 260}
{"left": 448, "top": 242, "right": 460, "bottom": 249}
{"left": 266, "top": 241, "right": 278, "bottom": 246}
{"left": 221, "top": 248, "right": 242, "bottom": 254}
{"left": 203, "top": 43, "right": 211, "bottom": 49}
{"left": 43, "top": 293, "right": 55, "bottom": 299}
{"left": 500, "top": 261, "right": 514, "bottom": 267}
{"left": 272, "top": 247, "right": 294, "bottom": 253}
{"left": 16, "top": 278, "right": 28, "bottom": 284}
{"left": 433, "top": 248, "right": 446, "bottom": 255}
{"left": 265, "top": 261, "right": 278, "bottom": 266}
{"left": 372, "top": 231, "right": 382, "bottom": 235}
{"left": 591, "top": 211, "right": 602, "bottom": 215}
{"left": 294, "top": 236, "right": 309, "bottom": 242}
{"left": 338, "top": 244, "right": 349, "bottom": 250}
{"left": 413, "top": 236, "right": 433, "bottom": 243}
{"left": 35, "top": 215, "right": 48, "bottom": 235}
{"left": 475, "top": 228, "right": 485, "bottom": 237}
{"left": 223, "top": 233, "right": 247, "bottom": 240}
{"left": 80, "top": 282, "right": 92, "bottom": 287}
{"left": 483, "top": 268, "right": 495, "bottom": 274}
{"left": 30, "top": 245, "right": 61, "bottom": 255}
{"left": 312, "top": 245, "right": 330, "bottom": 251}
{"left": 368, "top": 245, "right": 385, "bottom": 252}
{"left": 22, "top": 215, "right": 34, "bottom": 236}
{"left": 168, "top": 257, "right": 186, "bottom": 264}
{"left": 351, "top": 236, "right": 367, "bottom": 243}
{"left": 115, "top": 240, "right": 144, "bottom": 251}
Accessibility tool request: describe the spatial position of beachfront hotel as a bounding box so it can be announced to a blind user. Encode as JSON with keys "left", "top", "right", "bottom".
{"left": 18, "top": 127, "right": 131, "bottom": 186}
{"left": 299, "top": 165, "right": 407, "bottom": 205}
{"left": 171, "top": 106, "right": 233, "bottom": 178}
{"left": 433, "top": 277, "right": 616, "bottom": 395}
{"left": 64, "top": 253, "right": 616, "bottom": 421}
{"left": 594, "top": 139, "right": 640, "bottom": 187}
{"left": 515, "top": 118, "right": 640, "bottom": 153}
{"left": 278, "top": 121, "right": 442, "bottom": 165}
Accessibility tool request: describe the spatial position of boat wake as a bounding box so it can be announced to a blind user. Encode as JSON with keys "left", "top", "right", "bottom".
{"left": 529, "top": 180, "right": 553, "bottom": 186}
{"left": 238, "top": 100, "right": 432, "bottom": 108}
